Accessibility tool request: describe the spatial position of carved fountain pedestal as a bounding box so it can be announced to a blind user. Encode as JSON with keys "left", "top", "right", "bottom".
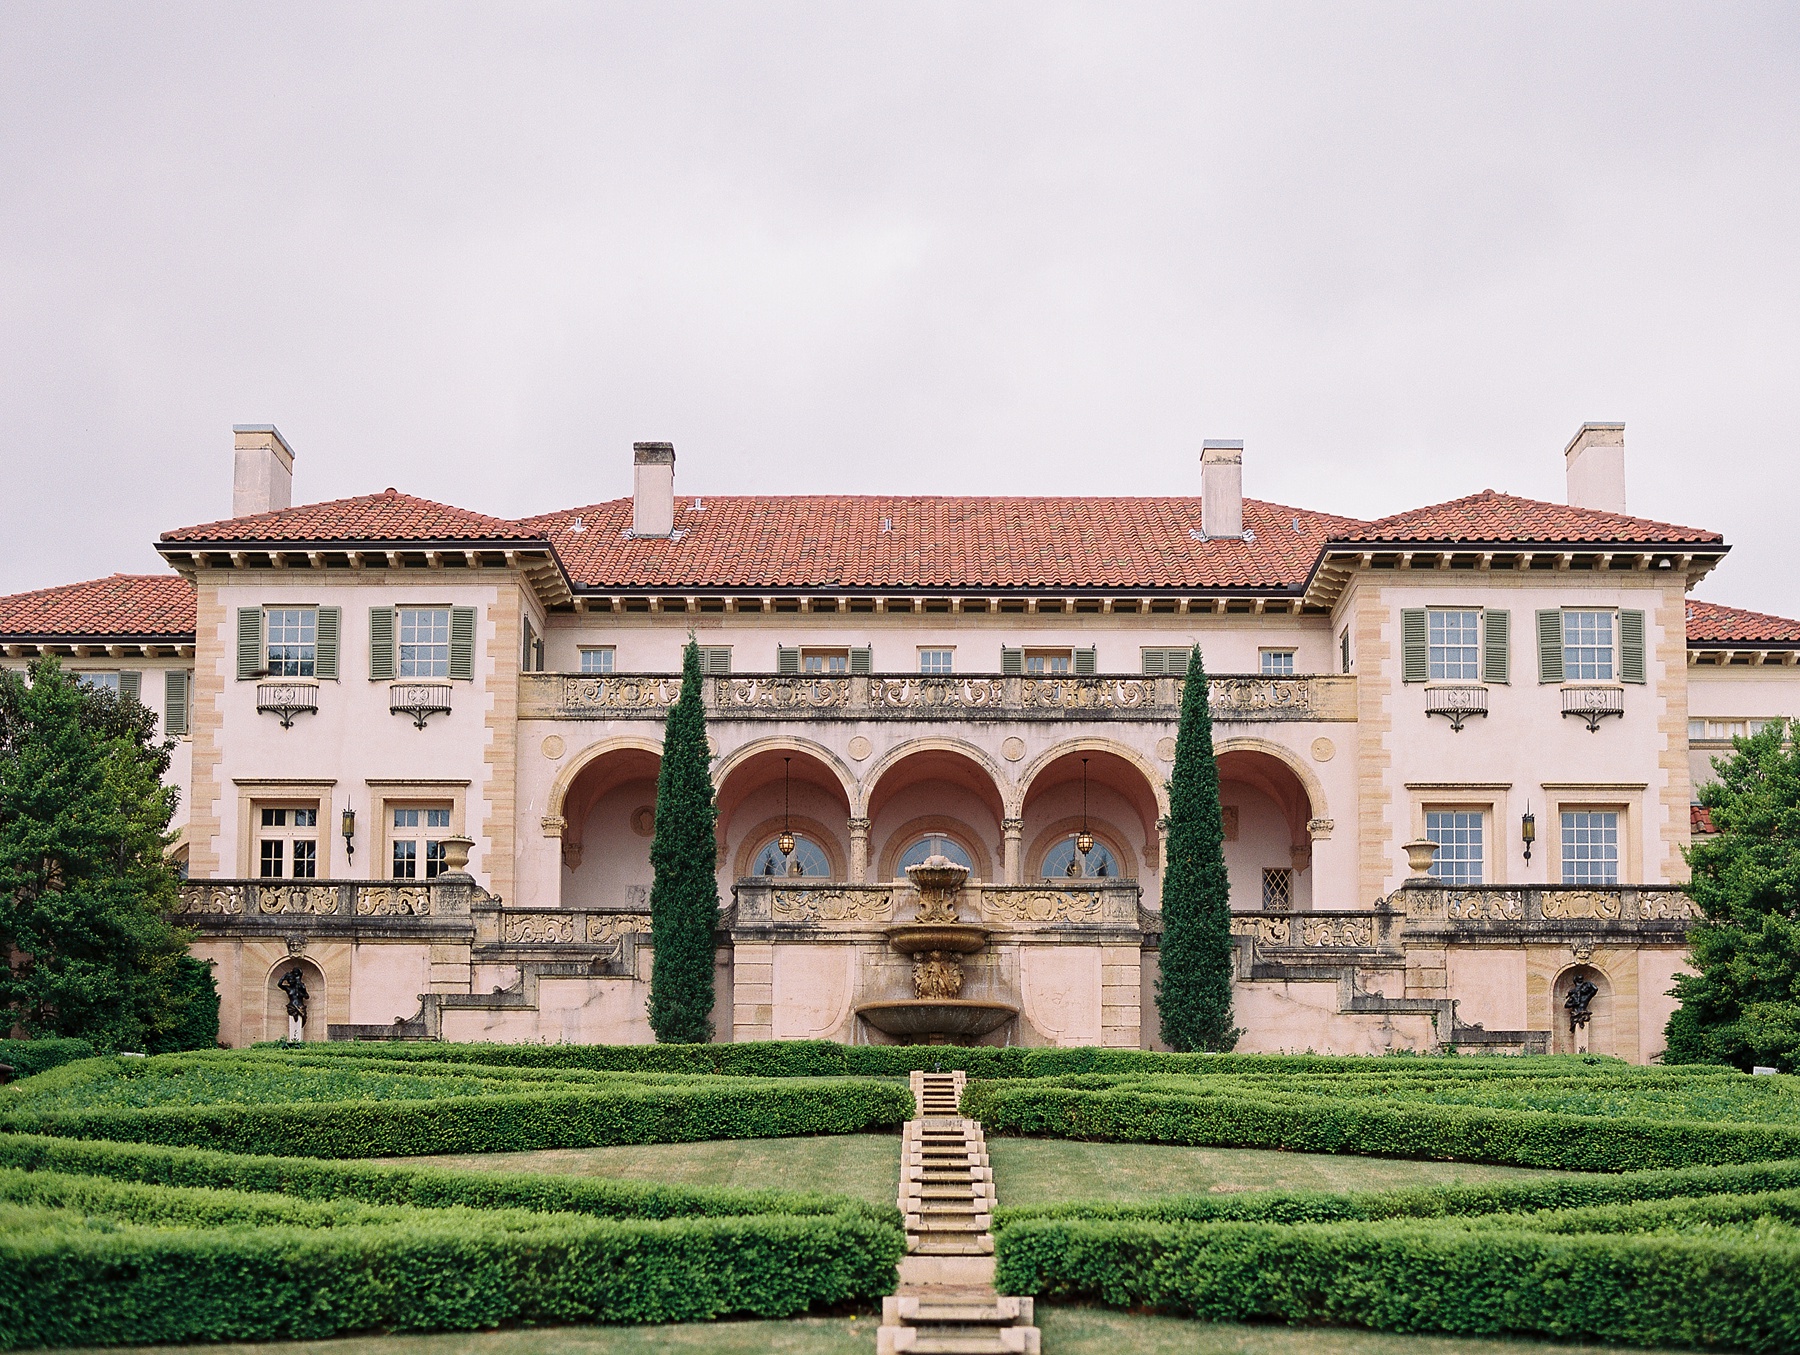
{"left": 856, "top": 856, "right": 1019, "bottom": 1045}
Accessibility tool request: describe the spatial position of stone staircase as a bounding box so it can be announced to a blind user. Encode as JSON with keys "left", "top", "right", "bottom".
{"left": 878, "top": 1071, "right": 1040, "bottom": 1355}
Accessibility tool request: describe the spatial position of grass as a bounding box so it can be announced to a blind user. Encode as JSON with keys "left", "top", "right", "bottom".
{"left": 44, "top": 1310, "right": 1705, "bottom": 1355}
{"left": 385, "top": 1133, "right": 903, "bottom": 1208}
{"left": 987, "top": 1137, "right": 1575, "bottom": 1205}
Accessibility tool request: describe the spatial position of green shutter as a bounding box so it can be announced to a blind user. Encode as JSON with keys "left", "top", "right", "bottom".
{"left": 1001, "top": 646, "right": 1023, "bottom": 676}
{"left": 777, "top": 646, "right": 800, "bottom": 675}
{"left": 314, "top": 607, "right": 340, "bottom": 679}
{"left": 702, "top": 647, "right": 732, "bottom": 675}
{"left": 520, "top": 616, "right": 536, "bottom": 672}
{"left": 164, "top": 670, "right": 190, "bottom": 737}
{"left": 1340, "top": 630, "right": 1351, "bottom": 674}
{"left": 1482, "top": 609, "right": 1510, "bottom": 685}
{"left": 849, "top": 646, "right": 873, "bottom": 675}
{"left": 369, "top": 607, "right": 396, "bottom": 681}
{"left": 118, "top": 671, "right": 141, "bottom": 702}
{"left": 236, "top": 608, "right": 263, "bottom": 680}
{"left": 1142, "top": 649, "right": 1168, "bottom": 676}
{"left": 1401, "top": 609, "right": 1428, "bottom": 683}
{"left": 1620, "top": 609, "right": 1646, "bottom": 684}
{"left": 1074, "top": 647, "right": 1097, "bottom": 676}
{"left": 1537, "top": 610, "right": 1564, "bottom": 683}
{"left": 449, "top": 607, "right": 477, "bottom": 680}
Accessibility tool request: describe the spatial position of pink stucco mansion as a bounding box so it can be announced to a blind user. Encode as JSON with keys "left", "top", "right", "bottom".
{"left": 5, "top": 422, "right": 1795, "bottom": 1060}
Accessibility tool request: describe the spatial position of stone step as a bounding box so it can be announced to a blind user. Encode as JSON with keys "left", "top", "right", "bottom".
{"left": 876, "top": 1329, "right": 1040, "bottom": 1355}
{"left": 884, "top": 1295, "right": 1033, "bottom": 1326}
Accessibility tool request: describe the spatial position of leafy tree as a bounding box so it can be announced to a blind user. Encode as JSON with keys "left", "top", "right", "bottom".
{"left": 1157, "top": 644, "right": 1239, "bottom": 1051}
{"left": 0, "top": 657, "right": 214, "bottom": 1051}
{"left": 1663, "top": 719, "right": 1800, "bottom": 1071}
{"left": 647, "top": 639, "right": 719, "bottom": 1043}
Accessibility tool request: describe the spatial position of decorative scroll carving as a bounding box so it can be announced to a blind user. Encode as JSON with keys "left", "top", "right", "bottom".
{"left": 1638, "top": 892, "right": 1698, "bottom": 921}
{"left": 871, "top": 678, "right": 1009, "bottom": 711}
{"left": 980, "top": 890, "right": 1106, "bottom": 923}
{"left": 587, "top": 913, "right": 651, "bottom": 955}
{"left": 503, "top": 913, "right": 576, "bottom": 944}
{"left": 1204, "top": 677, "right": 1313, "bottom": 720}
{"left": 716, "top": 677, "right": 850, "bottom": 711}
{"left": 1231, "top": 912, "right": 1381, "bottom": 948}
{"left": 1447, "top": 890, "right": 1526, "bottom": 922}
{"left": 256, "top": 885, "right": 340, "bottom": 916}
{"left": 1017, "top": 678, "right": 1157, "bottom": 712}
{"left": 1540, "top": 890, "right": 1624, "bottom": 921}
{"left": 560, "top": 675, "right": 682, "bottom": 710}
{"left": 354, "top": 885, "right": 432, "bottom": 917}
{"left": 1300, "top": 916, "right": 1375, "bottom": 947}
{"left": 177, "top": 883, "right": 248, "bottom": 915}
{"left": 771, "top": 890, "right": 897, "bottom": 923}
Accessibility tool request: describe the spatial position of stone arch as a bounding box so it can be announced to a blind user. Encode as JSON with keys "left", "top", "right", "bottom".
{"left": 1017, "top": 738, "right": 1168, "bottom": 842}
{"left": 713, "top": 736, "right": 859, "bottom": 816}
{"left": 862, "top": 737, "right": 1012, "bottom": 822}
{"left": 546, "top": 734, "right": 667, "bottom": 830}
{"left": 864, "top": 739, "right": 1011, "bottom": 885}
{"left": 714, "top": 740, "right": 857, "bottom": 886}
{"left": 1552, "top": 962, "right": 1615, "bottom": 1057}
{"left": 732, "top": 814, "right": 850, "bottom": 881}
{"left": 1212, "top": 736, "right": 1329, "bottom": 828}
{"left": 266, "top": 954, "right": 325, "bottom": 1044}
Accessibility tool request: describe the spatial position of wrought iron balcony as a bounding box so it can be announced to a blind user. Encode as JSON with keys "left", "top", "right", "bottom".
{"left": 520, "top": 672, "right": 1357, "bottom": 724}
{"left": 1561, "top": 685, "right": 1625, "bottom": 732}
{"left": 1424, "top": 684, "right": 1488, "bottom": 732}
{"left": 256, "top": 681, "right": 318, "bottom": 729}
{"left": 390, "top": 681, "right": 452, "bottom": 728}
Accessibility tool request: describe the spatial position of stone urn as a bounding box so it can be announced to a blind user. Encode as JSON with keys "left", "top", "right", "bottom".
{"left": 1401, "top": 838, "right": 1439, "bottom": 881}
{"left": 439, "top": 835, "right": 475, "bottom": 875}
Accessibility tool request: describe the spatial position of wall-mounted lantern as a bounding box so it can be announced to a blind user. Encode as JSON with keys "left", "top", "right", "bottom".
{"left": 341, "top": 807, "right": 357, "bottom": 864}
{"left": 1521, "top": 808, "right": 1536, "bottom": 864}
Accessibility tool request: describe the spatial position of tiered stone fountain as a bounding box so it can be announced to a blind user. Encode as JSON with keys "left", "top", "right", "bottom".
{"left": 856, "top": 856, "right": 1019, "bottom": 1045}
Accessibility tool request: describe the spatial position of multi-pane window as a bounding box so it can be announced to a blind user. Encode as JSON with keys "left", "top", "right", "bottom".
{"left": 579, "top": 647, "right": 616, "bottom": 674}
{"left": 1561, "top": 811, "right": 1620, "bottom": 885}
{"left": 1042, "top": 839, "right": 1120, "bottom": 879}
{"left": 1689, "top": 718, "right": 1773, "bottom": 741}
{"left": 266, "top": 608, "right": 317, "bottom": 677}
{"left": 1262, "top": 867, "right": 1294, "bottom": 910}
{"left": 754, "top": 835, "right": 830, "bottom": 878}
{"left": 1425, "top": 810, "right": 1483, "bottom": 886}
{"left": 897, "top": 834, "right": 974, "bottom": 874}
{"left": 1024, "top": 649, "right": 1072, "bottom": 675}
{"left": 257, "top": 807, "right": 319, "bottom": 879}
{"left": 1428, "top": 610, "right": 1481, "bottom": 681}
{"left": 919, "top": 649, "right": 954, "bottom": 674}
{"left": 398, "top": 607, "right": 451, "bottom": 678}
{"left": 391, "top": 806, "right": 452, "bottom": 879}
{"left": 77, "top": 672, "right": 121, "bottom": 692}
{"left": 1562, "top": 611, "right": 1615, "bottom": 681}
{"left": 802, "top": 649, "right": 849, "bottom": 674}
{"left": 1259, "top": 650, "right": 1296, "bottom": 677}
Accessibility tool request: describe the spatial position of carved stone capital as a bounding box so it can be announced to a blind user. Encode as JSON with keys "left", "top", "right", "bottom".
{"left": 1307, "top": 817, "right": 1334, "bottom": 840}
{"left": 541, "top": 814, "right": 567, "bottom": 838}
{"left": 1003, "top": 817, "right": 1024, "bottom": 837}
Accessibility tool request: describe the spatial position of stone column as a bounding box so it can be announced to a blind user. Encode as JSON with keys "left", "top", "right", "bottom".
{"left": 1002, "top": 817, "right": 1024, "bottom": 885}
{"left": 848, "top": 818, "right": 870, "bottom": 884}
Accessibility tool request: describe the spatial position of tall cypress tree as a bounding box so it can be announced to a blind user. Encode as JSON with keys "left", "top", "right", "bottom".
{"left": 1156, "top": 643, "right": 1239, "bottom": 1051}
{"left": 647, "top": 639, "right": 719, "bottom": 1043}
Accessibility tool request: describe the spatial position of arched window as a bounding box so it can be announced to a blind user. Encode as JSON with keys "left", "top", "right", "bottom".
{"left": 897, "top": 834, "right": 974, "bottom": 874}
{"left": 1041, "top": 837, "right": 1120, "bottom": 880}
{"left": 754, "top": 835, "right": 831, "bottom": 878}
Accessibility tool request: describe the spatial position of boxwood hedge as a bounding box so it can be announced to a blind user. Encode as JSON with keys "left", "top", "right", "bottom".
{"left": 0, "top": 1040, "right": 95, "bottom": 1081}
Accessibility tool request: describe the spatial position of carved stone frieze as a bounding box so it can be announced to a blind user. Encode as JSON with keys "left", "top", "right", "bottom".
{"left": 255, "top": 885, "right": 341, "bottom": 916}
{"left": 587, "top": 913, "right": 651, "bottom": 955}
{"left": 1205, "top": 677, "right": 1313, "bottom": 720}
{"left": 560, "top": 674, "right": 682, "bottom": 711}
{"left": 176, "top": 883, "right": 249, "bottom": 915}
{"left": 1447, "top": 890, "right": 1526, "bottom": 922}
{"left": 717, "top": 676, "right": 849, "bottom": 711}
{"left": 871, "top": 677, "right": 1009, "bottom": 711}
{"left": 771, "top": 889, "right": 897, "bottom": 923}
{"left": 979, "top": 889, "right": 1107, "bottom": 924}
{"left": 502, "top": 913, "right": 577, "bottom": 944}
{"left": 1539, "top": 890, "right": 1624, "bottom": 921}
{"left": 1637, "top": 892, "right": 1699, "bottom": 921}
{"left": 913, "top": 952, "right": 965, "bottom": 1000}
{"left": 354, "top": 885, "right": 432, "bottom": 917}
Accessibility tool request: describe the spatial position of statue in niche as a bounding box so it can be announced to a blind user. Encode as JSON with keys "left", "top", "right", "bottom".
{"left": 278, "top": 966, "right": 310, "bottom": 1042}
{"left": 1564, "top": 973, "right": 1599, "bottom": 1032}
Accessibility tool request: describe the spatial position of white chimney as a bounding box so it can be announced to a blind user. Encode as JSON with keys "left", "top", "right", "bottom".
{"left": 632, "top": 441, "right": 676, "bottom": 537}
{"left": 1564, "top": 422, "right": 1626, "bottom": 514}
{"left": 1201, "top": 440, "right": 1244, "bottom": 539}
{"left": 232, "top": 425, "right": 295, "bottom": 518}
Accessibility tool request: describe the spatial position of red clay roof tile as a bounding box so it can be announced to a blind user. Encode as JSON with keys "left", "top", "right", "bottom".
{"left": 1349, "top": 489, "right": 1723, "bottom": 546}
{"left": 1686, "top": 599, "right": 1800, "bottom": 646}
{"left": 160, "top": 490, "right": 527, "bottom": 544}
{"left": 0, "top": 574, "right": 195, "bottom": 640}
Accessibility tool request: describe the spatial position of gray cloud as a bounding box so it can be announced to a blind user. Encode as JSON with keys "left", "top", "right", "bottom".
{"left": 2, "top": 2, "right": 1796, "bottom": 609}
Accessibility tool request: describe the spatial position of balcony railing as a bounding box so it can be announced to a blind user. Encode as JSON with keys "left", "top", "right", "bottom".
{"left": 1424, "top": 684, "right": 1488, "bottom": 732}
{"left": 1398, "top": 884, "right": 1697, "bottom": 926}
{"left": 256, "top": 681, "right": 319, "bottom": 729}
{"left": 732, "top": 878, "right": 1142, "bottom": 926}
{"left": 173, "top": 878, "right": 477, "bottom": 919}
{"left": 390, "top": 681, "right": 452, "bottom": 729}
{"left": 521, "top": 672, "right": 1357, "bottom": 723}
{"left": 1562, "top": 685, "right": 1625, "bottom": 732}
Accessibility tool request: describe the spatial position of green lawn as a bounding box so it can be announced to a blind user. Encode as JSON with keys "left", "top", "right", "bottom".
{"left": 388, "top": 1133, "right": 904, "bottom": 1208}
{"left": 986, "top": 1136, "right": 1575, "bottom": 1205}
{"left": 47, "top": 1310, "right": 1700, "bottom": 1355}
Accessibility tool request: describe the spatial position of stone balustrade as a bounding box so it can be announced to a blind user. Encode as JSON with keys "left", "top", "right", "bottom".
{"left": 732, "top": 878, "right": 1143, "bottom": 927}
{"left": 173, "top": 878, "right": 463, "bottom": 919}
{"left": 519, "top": 672, "right": 1357, "bottom": 723}
{"left": 1398, "top": 884, "right": 1699, "bottom": 928}
{"left": 1229, "top": 910, "right": 1400, "bottom": 951}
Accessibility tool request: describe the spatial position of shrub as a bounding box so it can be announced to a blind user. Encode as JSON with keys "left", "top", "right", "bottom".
{"left": 961, "top": 1080, "right": 1800, "bottom": 1171}
{"left": 0, "top": 1132, "right": 898, "bottom": 1224}
{"left": 993, "top": 1216, "right": 1800, "bottom": 1351}
{"left": 0, "top": 1208, "right": 904, "bottom": 1348}
{"left": 0, "top": 1039, "right": 94, "bottom": 1081}
{"left": 0, "top": 1077, "right": 912, "bottom": 1158}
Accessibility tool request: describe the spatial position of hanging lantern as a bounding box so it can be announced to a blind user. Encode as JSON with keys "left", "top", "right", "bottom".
{"left": 1076, "top": 757, "right": 1094, "bottom": 855}
{"left": 779, "top": 757, "right": 796, "bottom": 857}
{"left": 1076, "top": 829, "right": 1095, "bottom": 856}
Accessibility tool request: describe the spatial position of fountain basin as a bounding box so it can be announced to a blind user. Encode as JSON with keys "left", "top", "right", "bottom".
{"left": 886, "top": 923, "right": 989, "bottom": 956}
{"left": 856, "top": 999, "right": 1019, "bottom": 1044}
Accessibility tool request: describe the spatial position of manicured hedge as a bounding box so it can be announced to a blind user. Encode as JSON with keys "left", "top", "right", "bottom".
{"left": 962, "top": 1080, "right": 1800, "bottom": 1172}
{"left": 0, "top": 1078, "right": 912, "bottom": 1158}
{"left": 0, "top": 1132, "right": 898, "bottom": 1224}
{"left": 994, "top": 1216, "right": 1800, "bottom": 1351}
{"left": 0, "top": 1040, "right": 95, "bottom": 1081}
{"left": 0, "top": 1208, "right": 904, "bottom": 1348}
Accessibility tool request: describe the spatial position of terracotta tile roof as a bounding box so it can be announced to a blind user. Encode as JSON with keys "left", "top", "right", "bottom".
{"left": 160, "top": 490, "right": 528, "bottom": 544}
{"left": 516, "top": 496, "right": 1367, "bottom": 591}
{"left": 1691, "top": 804, "right": 1717, "bottom": 835}
{"left": 1686, "top": 599, "right": 1800, "bottom": 646}
{"left": 0, "top": 574, "right": 195, "bottom": 640}
{"left": 1348, "top": 489, "right": 1723, "bottom": 547}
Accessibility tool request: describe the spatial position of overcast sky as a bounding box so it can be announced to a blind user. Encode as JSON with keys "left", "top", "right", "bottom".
{"left": 2, "top": 3, "right": 1796, "bottom": 611}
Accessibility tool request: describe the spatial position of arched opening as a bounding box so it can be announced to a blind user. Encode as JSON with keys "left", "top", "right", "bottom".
{"left": 267, "top": 955, "right": 325, "bottom": 1043}
{"left": 1553, "top": 963, "right": 1613, "bottom": 1056}
{"left": 867, "top": 744, "right": 1008, "bottom": 882}
{"left": 1215, "top": 747, "right": 1319, "bottom": 912}
{"left": 717, "top": 744, "right": 855, "bottom": 881}
{"left": 1018, "top": 746, "right": 1163, "bottom": 889}
{"left": 559, "top": 745, "right": 662, "bottom": 907}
